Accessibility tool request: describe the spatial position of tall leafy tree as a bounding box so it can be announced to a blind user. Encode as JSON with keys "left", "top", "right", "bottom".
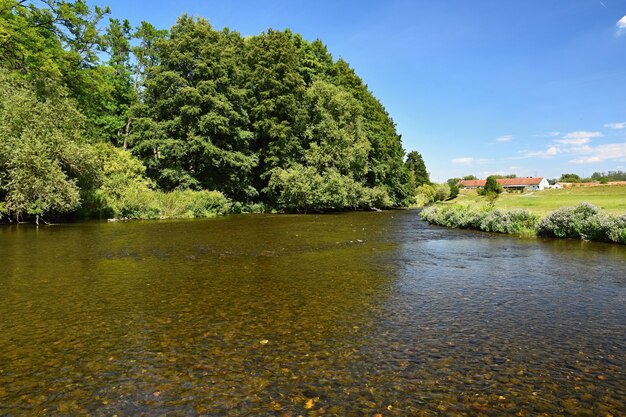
{"left": 405, "top": 151, "right": 430, "bottom": 187}
{"left": 245, "top": 29, "right": 307, "bottom": 191}
{"left": 0, "top": 69, "right": 97, "bottom": 222}
{"left": 131, "top": 16, "right": 257, "bottom": 200}
{"left": 331, "top": 59, "right": 411, "bottom": 205}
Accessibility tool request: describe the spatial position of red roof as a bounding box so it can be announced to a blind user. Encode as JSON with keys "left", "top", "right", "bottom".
{"left": 458, "top": 177, "right": 545, "bottom": 187}
{"left": 458, "top": 179, "right": 485, "bottom": 187}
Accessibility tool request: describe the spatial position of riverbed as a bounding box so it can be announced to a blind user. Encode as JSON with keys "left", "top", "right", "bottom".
{"left": 0, "top": 211, "right": 624, "bottom": 416}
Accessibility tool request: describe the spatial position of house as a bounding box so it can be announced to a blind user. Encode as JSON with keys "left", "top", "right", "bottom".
{"left": 457, "top": 177, "right": 549, "bottom": 191}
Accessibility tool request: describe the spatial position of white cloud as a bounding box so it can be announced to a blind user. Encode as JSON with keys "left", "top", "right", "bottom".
{"left": 604, "top": 122, "right": 626, "bottom": 129}
{"left": 524, "top": 146, "right": 560, "bottom": 158}
{"left": 451, "top": 157, "right": 489, "bottom": 165}
{"left": 561, "top": 131, "right": 602, "bottom": 140}
{"left": 617, "top": 15, "right": 626, "bottom": 35}
{"left": 495, "top": 135, "right": 513, "bottom": 143}
{"left": 477, "top": 170, "right": 507, "bottom": 178}
{"left": 533, "top": 131, "right": 560, "bottom": 137}
{"left": 569, "top": 142, "right": 626, "bottom": 164}
{"left": 451, "top": 157, "right": 474, "bottom": 165}
{"left": 555, "top": 137, "right": 590, "bottom": 145}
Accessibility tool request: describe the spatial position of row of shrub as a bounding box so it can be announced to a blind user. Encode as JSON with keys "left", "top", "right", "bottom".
{"left": 80, "top": 189, "right": 269, "bottom": 221}
{"left": 536, "top": 203, "right": 626, "bottom": 244}
{"left": 420, "top": 205, "right": 539, "bottom": 235}
{"left": 420, "top": 202, "right": 626, "bottom": 244}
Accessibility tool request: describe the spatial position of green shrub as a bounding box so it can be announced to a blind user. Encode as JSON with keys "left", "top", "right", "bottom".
{"left": 115, "top": 189, "right": 231, "bottom": 220}
{"left": 433, "top": 183, "right": 451, "bottom": 202}
{"left": 268, "top": 165, "right": 393, "bottom": 212}
{"left": 537, "top": 203, "right": 626, "bottom": 243}
{"left": 420, "top": 204, "right": 538, "bottom": 236}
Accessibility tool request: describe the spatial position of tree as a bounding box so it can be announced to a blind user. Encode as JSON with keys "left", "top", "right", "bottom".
{"left": 433, "top": 183, "right": 451, "bottom": 201}
{"left": 245, "top": 28, "right": 307, "bottom": 193}
{"left": 0, "top": 69, "right": 97, "bottom": 222}
{"left": 132, "top": 16, "right": 257, "bottom": 200}
{"left": 405, "top": 151, "right": 429, "bottom": 187}
{"left": 560, "top": 173, "right": 581, "bottom": 183}
{"left": 331, "top": 59, "right": 411, "bottom": 206}
{"left": 481, "top": 175, "right": 503, "bottom": 195}
{"left": 463, "top": 175, "right": 477, "bottom": 180}
{"left": 446, "top": 178, "right": 460, "bottom": 198}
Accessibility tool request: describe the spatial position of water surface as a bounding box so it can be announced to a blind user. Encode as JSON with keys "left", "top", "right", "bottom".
{"left": 0, "top": 211, "right": 624, "bottom": 416}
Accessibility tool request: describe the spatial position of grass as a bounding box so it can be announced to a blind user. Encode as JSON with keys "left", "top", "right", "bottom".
{"left": 449, "top": 185, "right": 626, "bottom": 215}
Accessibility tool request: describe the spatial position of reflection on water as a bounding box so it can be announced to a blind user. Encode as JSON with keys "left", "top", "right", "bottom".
{"left": 0, "top": 211, "right": 624, "bottom": 416}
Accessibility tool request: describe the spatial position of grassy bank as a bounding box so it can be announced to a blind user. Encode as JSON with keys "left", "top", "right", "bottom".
{"left": 450, "top": 185, "right": 626, "bottom": 215}
{"left": 77, "top": 189, "right": 267, "bottom": 221}
{"left": 421, "top": 203, "right": 626, "bottom": 244}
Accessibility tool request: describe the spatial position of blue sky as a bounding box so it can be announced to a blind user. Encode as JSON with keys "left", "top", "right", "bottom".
{"left": 92, "top": 0, "right": 626, "bottom": 181}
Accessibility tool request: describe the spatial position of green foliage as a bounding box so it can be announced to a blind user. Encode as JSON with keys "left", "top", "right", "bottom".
{"left": 1, "top": 1, "right": 424, "bottom": 219}
{"left": 591, "top": 170, "right": 626, "bottom": 182}
{"left": 422, "top": 202, "right": 625, "bottom": 244}
{"left": 0, "top": 69, "right": 97, "bottom": 221}
{"left": 413, "top": 184, "right": 435, "bottom": 207}
{"left": 536, "top": 203, "right": 626, "bottom": 244}
{"left": 132, "top": 18, "right": 416, "bottom": 211}
{"left": 463, "top": 175, "right": 477, "bottom": 180}
{"left": 480, "top": 175, "right": 503, "bottom": 196}
{"left": 132, "top": 16, "right": 257, "bottom": 199}
{"left": 433, "top": 183, "right": 451, "bottom": 201}
{"left": 560, "top": 173, "right": 582, "bottom": 183}
{"left": 114, "top": 188, "right": 231, "bottom": 220}
{"left": 446, "top": 178, "right": 460, "bottom": 198}
{"left": 268, "top": 165, "right": 393, "bottom": 212}
{"left": 405, "top": 151, "right": 429, "bottom": 187}
{"left": 420, "top": 205, "right": 539, "bottom": 236}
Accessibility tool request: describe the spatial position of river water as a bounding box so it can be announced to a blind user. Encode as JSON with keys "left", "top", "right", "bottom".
{"left": 0, "top": 211, "right": 624, "bottom": 416}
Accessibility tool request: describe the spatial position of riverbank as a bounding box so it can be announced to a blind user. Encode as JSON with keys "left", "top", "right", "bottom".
{"left": 420, "top": 203, "right": 626, "bottom": 244}
{"left": 449, "top": 185, "right": 626, "bottom": 215}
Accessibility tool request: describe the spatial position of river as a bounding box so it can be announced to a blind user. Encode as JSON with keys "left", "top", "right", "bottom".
{"left": 0, "top": 210, "right": 624, "bottom": 416}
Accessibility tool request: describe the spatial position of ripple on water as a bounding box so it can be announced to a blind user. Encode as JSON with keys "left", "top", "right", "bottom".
{"left": 0, "top": 211, "right": 624, "bottom": 416}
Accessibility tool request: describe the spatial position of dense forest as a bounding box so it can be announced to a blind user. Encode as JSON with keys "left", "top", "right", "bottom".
{"left": 0, "top": 0, "right": 428, "bottom": 222}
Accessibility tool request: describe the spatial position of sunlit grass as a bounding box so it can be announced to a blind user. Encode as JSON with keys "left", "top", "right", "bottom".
{"left": 448, "top": 185, "right": 626, "bottom": 215}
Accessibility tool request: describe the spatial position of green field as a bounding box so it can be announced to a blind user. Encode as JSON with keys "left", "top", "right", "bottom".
{"left": 448, "top": 185, "right": 626, "bottom": 215}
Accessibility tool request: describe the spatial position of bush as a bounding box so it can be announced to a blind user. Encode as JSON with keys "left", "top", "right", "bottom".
{"left": 537, "top": 203, "right": 626, "bottom": 244}
{"left": 479, "top": 175, "right": 503, "bottom": 196}
{"left": 267, "top": 165, "right": 394, "bottom": 212}
{"left": 411, "top": 184, "right": 436, "bottom": 207}
{"left": 420, "top": 204, "right": 539, "bottom": 236}
{"left": 433, "top": 183, "right": 451, "bottom": 201}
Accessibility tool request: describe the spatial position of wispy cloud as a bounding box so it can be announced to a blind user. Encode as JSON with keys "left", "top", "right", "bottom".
{"left": 556, "top": 137, "right": 590, "bottom": 145}
{"left": 495, "top": 135, "right": 513, "bottom": 143}
{"left": 604, "top": 122, "right": 626, "bottom": 129}
{"left": 533, "top": 131, "right": 560, "bottom": 138}
{"left": 561, "top": 131, "right": 602, "bottom": 140}
{"left": 618, "top": 15, "right": 626, "bottom": 35}
{"left": 451, "top": 157, "right": 474, "bottom": 165}
{"left": 520, "top": 131, "right": 603, "bottom": 159}
{"left": 570, "top": 142, "right": 626, "bottom": 164}
{"left": 524, "top": 146, "right": 560, "bottom": 158}
{"left": 451, "top": 157, "right": 489, "bottom": 165}
{"left": 477, "top": 170, "right": 508, "bottom": 178}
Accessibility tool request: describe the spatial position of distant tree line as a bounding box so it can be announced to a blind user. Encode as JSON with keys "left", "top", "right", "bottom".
{"left": 555, "top": 171, "right": 626, "bottom": 184}
{"left": 0, "top": 0, "right": 429, "bottom": 221}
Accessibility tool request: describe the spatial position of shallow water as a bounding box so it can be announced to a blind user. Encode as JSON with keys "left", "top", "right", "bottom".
{"left": 0, "top": 211, "right": 624, "bottom": 416}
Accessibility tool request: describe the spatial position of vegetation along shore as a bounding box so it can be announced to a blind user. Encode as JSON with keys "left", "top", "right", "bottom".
{"left": 421, "top": 183, "right": 626, "bottom": 244}
{"left": 0, "top": 0, "right": 432, "bottom": 224}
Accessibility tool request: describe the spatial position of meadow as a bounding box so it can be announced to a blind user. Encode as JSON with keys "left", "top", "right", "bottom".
{"left": 449, "top": 185, "right": 626, "bottom": 215}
